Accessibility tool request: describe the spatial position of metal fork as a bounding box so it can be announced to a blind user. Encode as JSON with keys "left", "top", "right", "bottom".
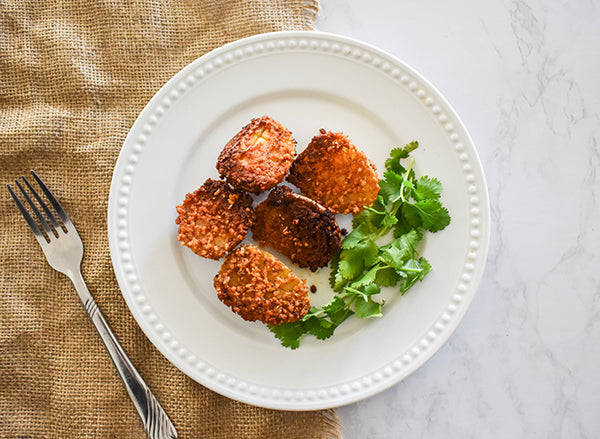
{"left": 7, "top": 171, "right": 177, "bottom": 439}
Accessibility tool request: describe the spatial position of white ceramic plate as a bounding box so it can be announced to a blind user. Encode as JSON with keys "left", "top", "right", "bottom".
{"left": 108, "top": 31, "right": 489, "bottom": 410}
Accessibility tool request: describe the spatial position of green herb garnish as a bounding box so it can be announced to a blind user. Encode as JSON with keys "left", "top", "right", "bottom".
{"left": 268, "top": 141, "right": 451, "bottom": 349}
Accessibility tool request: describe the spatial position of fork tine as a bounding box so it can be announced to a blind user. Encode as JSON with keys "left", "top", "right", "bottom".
{"left": 21, "top": 175, "right": 62, "bottom": 231}
{"left": 30, "top": 170, "right": 72, "bottom": 227}
{"left": 14, "top": 178, "right": 56, "bottom": 240}
{"left": 6, "top": 183, "right": 47, "bottom": 244}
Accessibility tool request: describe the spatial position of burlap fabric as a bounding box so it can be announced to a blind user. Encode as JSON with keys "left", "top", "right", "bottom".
{"left": 0, "top": 1, "right": 343, "bottom": 437}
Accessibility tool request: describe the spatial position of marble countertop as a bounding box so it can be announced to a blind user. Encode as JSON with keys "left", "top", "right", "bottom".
{"left": 316, "top": 1, "right": 600, "bottom": 437}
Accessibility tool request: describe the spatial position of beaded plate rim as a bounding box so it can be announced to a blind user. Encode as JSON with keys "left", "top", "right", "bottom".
{"left": 108, "top": 31, "right": 490, "bottom": 410}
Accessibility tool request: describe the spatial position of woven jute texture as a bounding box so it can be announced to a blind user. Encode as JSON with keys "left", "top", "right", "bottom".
{"left": 0, "top": 1, "right": 343, "bottom": 437}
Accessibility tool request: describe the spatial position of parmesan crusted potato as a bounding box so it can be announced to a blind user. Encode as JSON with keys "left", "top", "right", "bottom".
{"left": 252, "top": 186, "right": 341, "bottom": 271}
{"left": 287, "top": 129, "right": 379, "bottom": 215}
{"left": 175, "top": 179, "right": 255, "bottom": 260}
{"left": 216, "top": 116, "right": 297, "bottom": 194}
{"left": 214, "top": 244, "right": 310, "bottom": 325}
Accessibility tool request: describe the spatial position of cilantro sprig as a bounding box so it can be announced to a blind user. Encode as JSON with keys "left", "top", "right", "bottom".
{"left": 268, "top": 141, "right": 450, "bottom": 349}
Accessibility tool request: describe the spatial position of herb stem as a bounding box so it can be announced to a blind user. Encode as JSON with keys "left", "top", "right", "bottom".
{"left": 366, "top": 206, "right": 387, "bottom": 215}
{"left": 394, "top": 157, "right": 415, "bottom": 205}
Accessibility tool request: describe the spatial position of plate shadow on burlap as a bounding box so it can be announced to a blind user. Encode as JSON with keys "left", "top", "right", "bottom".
{"left": 0, "top": 1, "right": 343, "bottom": 437}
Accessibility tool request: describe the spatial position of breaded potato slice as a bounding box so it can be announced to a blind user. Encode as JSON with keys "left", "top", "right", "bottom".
{"left": 252, "top": 186, "right": 341, "bottom": 271}
{"left": 217, "top": 115, "right": 297, "bottom": 194}
{"left": 288, "top": 129, "right": 379, "bottom": 215}
{"left": 176, "top": 179, "right": 255, "bottom": 260}
{"left": 214, "top": 244, "right": 310, "bottom": 325}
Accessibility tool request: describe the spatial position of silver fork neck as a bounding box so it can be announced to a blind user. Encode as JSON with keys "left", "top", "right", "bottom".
{"left": 66, "top": 268, "right": 94, "bottom": 308}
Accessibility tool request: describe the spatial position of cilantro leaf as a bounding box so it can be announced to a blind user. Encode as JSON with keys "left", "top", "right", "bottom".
{"left": 380, "top": 230, "right": 423, "bottom": 269}
{"left": 328, "top": 251, "right": 346, "bottom": 291}
{"left": 379, "top": 170, "right": 404, "bottom": 204}
{"left": 337, "top": 259, "right": 359, "bottom": 280}
{"left": 417, "top": 256, "right": 432, "bottom": 280}
{"left": 375, "top": 266, "right": 401, "bottom": 286}
{"left": 399, "top": 203, "right": 422, "bottom": 230}
{"left": 352, "top": 196, "right": 390, "bottom": 235}
{"left": 413, "top": 199, "right": 451, "bottom": 232}
{"left": 337, "top": 238, "right": 378, "bottom": 281}
{"left": 380, "top": 211, "right": 399, "bottom": 229}
{"left": 389, "top": 146, "right": 410, "bottom": 159}
{"left": 414, "top": 176, "right": 442, "bottom": 201}
{"left": 387, "top": 141, "right": 418, "bottom": 161}
{"left": 398, "top": 258, "right": 432, "bottom": 294}
{"left": 385, "top": 156, "right": 406, "bottom": 174}
{"left": 304, "top": 316, "right": 337, "bottom": 340}
{"left": 361, "top": 282, "right": 382, "bottom": 296}
{"left": 341, "top": 222, "right": 371, "bottom": 249}
{"left": 384, "top": 143, "right": 417, "bottom": 173}
{"left": 321, "top": 295, "right": 345, "bottom": 314}
{"left": 322, "top": 296, "right": 354, "bottom": 326}
{"left": 402, "top": 141, "right": 419, "bottom": 154}
{"left": 354, "top": 296, "right": 384, "bottom": 319}
{"left": 349, "top": 264, "right": 381, "bottom": 289}
{"left": 268, "top": 321, "right": 308, "bottom": 349}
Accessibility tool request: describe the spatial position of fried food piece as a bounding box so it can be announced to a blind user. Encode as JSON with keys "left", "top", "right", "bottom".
{"left": 216, "top": 115, "right": 297, "bottom": 194}
{"left": 214, "top": 244, "right": 310, "bottom": 325}
{"left": 252, "top": 186, "right": 341, "bottom": 271}
{"left": 176, "top": 179, "right": 255, "bottom": 260}
{"left": 287, "top": 129, "right": 379, "bottom": 215}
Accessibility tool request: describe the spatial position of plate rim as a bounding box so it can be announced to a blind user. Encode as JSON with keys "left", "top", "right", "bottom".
{"left": 107, "top": 30, "right": 490, "bottom": 410}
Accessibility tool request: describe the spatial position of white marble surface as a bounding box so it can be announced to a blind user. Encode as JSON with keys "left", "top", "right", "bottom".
{"left": 316, "top": 1, "right": 600, "bottom": 437}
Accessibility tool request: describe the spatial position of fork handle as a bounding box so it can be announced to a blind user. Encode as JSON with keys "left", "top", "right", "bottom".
{"left": 69, "top": 271, "right": 177, "bottom": 439}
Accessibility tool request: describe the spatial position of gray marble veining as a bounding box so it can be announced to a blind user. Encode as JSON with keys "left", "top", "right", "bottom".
{"left": 317, "top": 0, "right": 600, "bottom": 437}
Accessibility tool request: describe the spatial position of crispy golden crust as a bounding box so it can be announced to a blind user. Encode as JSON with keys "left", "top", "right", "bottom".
{"left": 216, "top": 116, "right": 297, "bottom": 194}
{"left": 214, "top": 244, "right": 310, "bottom": 325}
{"left": 176, "top": 179, "right": 255, "bottom": 260}
{"left": 287, "top": 129, "right": 380, "bottom": 215}
{"left": 252, "top": 186, "right": 341, "bottom": 271}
